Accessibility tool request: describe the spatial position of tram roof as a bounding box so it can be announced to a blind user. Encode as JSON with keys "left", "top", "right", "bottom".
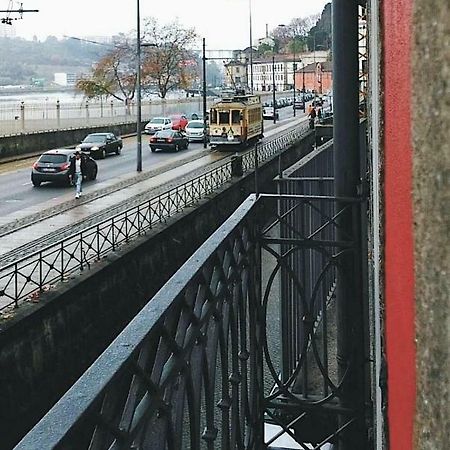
{"left": 213, "top": 94, "right": 261, "bottom": 107}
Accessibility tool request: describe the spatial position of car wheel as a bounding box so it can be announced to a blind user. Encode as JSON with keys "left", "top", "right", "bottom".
{"left": 115, "top": 146, "right": 122, "bottom": 155}
{"left": 31, "top": 178, "right": 41, "bottom": 187}
{"left": 175, "top": 144, "right": 180, "bottom": 152}
{"left": 100, "top": 148, "right": 106, "bottom": 159}
{"left": 185, "top": 141, "right": 189, "bottom": 149}
{"left": 151, "top": 147, "right": 156, "bottom": 153}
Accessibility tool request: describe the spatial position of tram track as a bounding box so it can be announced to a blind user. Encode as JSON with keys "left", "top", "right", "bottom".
{"left": 0, "top": 119, "right": 306, "bottom": 268}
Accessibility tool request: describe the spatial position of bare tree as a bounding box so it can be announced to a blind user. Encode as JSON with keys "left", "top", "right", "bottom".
{"left": 141, "top": 18, "right": 198, "bottom": 98}
{"left": 76, "top": 19, "right": 197, "bottom": 102}
{"left": 76, "top": 37, "right": 137, "bottom": 104}
{"left": 289, "top": 14, "right": 319, "bottom": 38}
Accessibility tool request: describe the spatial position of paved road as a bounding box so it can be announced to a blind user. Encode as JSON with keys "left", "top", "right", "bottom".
{"left": 0, "top": 108, "right": 302, "bottom": 218}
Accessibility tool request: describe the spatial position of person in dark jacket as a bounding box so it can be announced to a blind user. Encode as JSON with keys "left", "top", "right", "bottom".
{"left": 68, "top": 151, "right": 87, "bottom": 198}
{"left": 308, "top": 106, "right": 317, "bottom": 129}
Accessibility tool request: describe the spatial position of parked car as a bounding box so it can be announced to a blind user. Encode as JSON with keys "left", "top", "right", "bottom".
{"left": 170, "top": 114, "right": 189, "bottom": 131}
{"left": 262, "top": 106, "right": 279, "bottom": 120}
{"left": 149, "top": 130, "right": 189, "bottom": 152}
{"left": 190, "top": 112, "right": 209, "bottom": 121}
{"left": 293, "top": 100, "right": 305, "bottom": 111}
{"left": 31, "top": 149, "right": 97, "bottom": 187}
{"left": 76, "top": 132, "right": 122, "bottom": 159}
{"left": 144, "top": 117, "right": 172, "bottom": 135}
{"left": 185, "top": 120, "right": 209, "bottom": 142}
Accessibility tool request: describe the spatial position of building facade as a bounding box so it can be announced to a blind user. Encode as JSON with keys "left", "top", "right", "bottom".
{"left": 250, "top": 51, "right": 329, "bottom": 92}
{"left": 294, "top": 61, "right": 333, "bottom": 94}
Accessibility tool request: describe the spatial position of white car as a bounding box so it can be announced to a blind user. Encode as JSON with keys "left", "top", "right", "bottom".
{"left": 185, "top": 120, "right": 208, "bottom": 142}
{"left": 144, "top": 117, "right": 172, "bottom": 135}
{"left": 262, "top": 107, "right": 279, "bottom": 120}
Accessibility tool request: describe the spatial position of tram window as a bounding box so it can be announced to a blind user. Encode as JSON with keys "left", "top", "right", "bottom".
{"left": 210, "top": 109, "right": 217, "bottom": 124}
{"left": 231, "top": 110, "right": 241, "bottom": 124}
{"left": 219, "top": 111, "right": 230, "bottom": 125}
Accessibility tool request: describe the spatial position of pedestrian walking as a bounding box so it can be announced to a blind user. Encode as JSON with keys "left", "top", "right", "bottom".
{"left": 308, "top": 106, "right": 317, "bottom": 129}
{"left": 69, "top": 151, "right": 86, "bottom": 199}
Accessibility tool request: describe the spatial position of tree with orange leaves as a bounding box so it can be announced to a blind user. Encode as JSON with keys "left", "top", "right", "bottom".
{"left": 76, "top": 19, "right": 198, "bottom": 102}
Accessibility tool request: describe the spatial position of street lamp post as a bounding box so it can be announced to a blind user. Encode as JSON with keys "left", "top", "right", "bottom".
{"left": 202, "top": 38, "right": 207, "bottom": 149}
{"left": 249, "top": 0, "right": 253, "bottom": 93}
{"left": 272, "top": 54, "right": 276, "bottom": 124}
{"left": 136, "top": 0, "right": 143, "bottom": 172}
{"left": 293, "top": 48, "right": 296, "bottom": 117}
{"left": 136, "top": 0, "right": 157, "bottom": 172}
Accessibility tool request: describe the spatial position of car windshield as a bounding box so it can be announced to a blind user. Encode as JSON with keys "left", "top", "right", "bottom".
{"left": 151, "top": 118, "right": 165, "bottom": 124}
{"left": 83, "top": 134, "right": 106, "bottom": 143}
{"left": 187, "top": 122, "right": 203, "bottom": 129}
{"left": 38, "top": 154, "right": 68, "bottom": 163}
{"left": 156, "top": 130, "right": 174, "bottom": 137}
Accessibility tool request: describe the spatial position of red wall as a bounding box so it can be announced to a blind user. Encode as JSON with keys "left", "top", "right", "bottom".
{"left": 295, "top": 72, "right": 333, "bottom": 94}
{"left": 383, "top": 0, "right": 416, "bottom": 448}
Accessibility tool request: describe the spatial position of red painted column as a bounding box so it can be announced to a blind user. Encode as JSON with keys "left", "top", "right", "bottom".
{"left": 383, "top": 0, "right": 416, "bottom": 448}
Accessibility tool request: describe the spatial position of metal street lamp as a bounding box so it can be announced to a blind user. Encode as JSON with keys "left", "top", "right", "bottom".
{"left": 136, "top": 0, "right": 157, "bottom": 172}
{"left": 136, "top": 0, "right": 143, "bottom": 172}
{"left": 248, "top": 0, "right": 254, "bottom": 93}
{"left": 278, "top": 24, "right": 299, "bottom": 116}
{"left": 272, "top": 54, "right": 276, "bottom": 124}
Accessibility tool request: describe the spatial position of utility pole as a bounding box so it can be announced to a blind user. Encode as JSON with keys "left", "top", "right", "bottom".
{"left": 293, "top": 45, "right": 296, "bottom": 117}
{"left": 0, "top": 5, "right": 38, "bottom": 24}
{"left": 272, "top": 54, "right": 276, "bottom": 124}
{"left": 136, "top": 0, "right": 142, "bottom": 172}
{"left": 249, "top": 0, "right": 254, "bottom": 93}
{"left": 202, "top": 38, "right": 208, "bottom": 149}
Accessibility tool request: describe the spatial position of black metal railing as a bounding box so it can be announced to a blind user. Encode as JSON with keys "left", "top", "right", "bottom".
{"left": 0, "top": 125, "right": 308, "bottom": 312}
{"left": 17, "top": 191, "right": 369, "bottom": 449}
{"left": 16, "top": 195, "right": 266, "bottom": 450}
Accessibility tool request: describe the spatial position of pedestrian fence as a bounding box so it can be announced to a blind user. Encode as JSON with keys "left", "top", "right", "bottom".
{"left": 0, "top": 97, "right": 214, "bottom": 136}
{"left": 0, "top": 124, "right": 308, "bottom": 312}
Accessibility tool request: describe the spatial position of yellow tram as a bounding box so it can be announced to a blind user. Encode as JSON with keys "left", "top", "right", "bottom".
{"left": 209, "top": 92, "right": 263, "bottom": 149}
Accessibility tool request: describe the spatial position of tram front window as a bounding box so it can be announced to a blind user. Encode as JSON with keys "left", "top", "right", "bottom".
{"left": 210, "top": 109, "right": 217, "bottom": 124}
{"left": 231, "top": 110, "right": 241, "bottom": 124}
{"left": 219, "top": 111, "right": 230, "bottom": 125}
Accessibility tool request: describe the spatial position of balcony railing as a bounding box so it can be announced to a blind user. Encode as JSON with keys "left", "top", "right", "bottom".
{"left": 17, "top": 189, "right": 369, "bottom": 449}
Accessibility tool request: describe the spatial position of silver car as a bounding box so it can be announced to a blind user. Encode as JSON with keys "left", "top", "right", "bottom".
{"left": 144, "top": 117, "right": 172, "bottom": 135}
{"left": 185, "top": 120, "right": 209, "bottom": 142}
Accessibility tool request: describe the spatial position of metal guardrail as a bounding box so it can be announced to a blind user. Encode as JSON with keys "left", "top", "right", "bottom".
{"left": 16, "top": 191, "right": 368, "bottom": 449}
{"left": 0, "top": 125, "right": 308, "bottom": 312}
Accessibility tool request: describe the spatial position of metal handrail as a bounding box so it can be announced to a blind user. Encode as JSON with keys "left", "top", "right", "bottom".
{"left": 16, "top": 193, "right": 367, "bottom": 449}
{"left": 0, "top": 124, "right": 308, "bottom": 312}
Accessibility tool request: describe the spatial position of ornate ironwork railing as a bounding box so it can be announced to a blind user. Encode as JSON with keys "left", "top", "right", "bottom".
{"left": 0, "top": 125, "right": 309, "bottom": 312}
{"left": 16, "top": 195, "right": 266, "bottom": 450}
{"left": 17, "top": 192, "right": 369, "bottom": 449}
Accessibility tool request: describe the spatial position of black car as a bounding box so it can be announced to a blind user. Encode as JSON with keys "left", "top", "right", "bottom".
{"left": 149, "top": 130, "right": 189, "bottom": 152}
{"left": 76, "top": 133, "right": 122, "bottom": 159}
{"left": 31, "top": 149, "right": 98, "bottom": 187}
{"left": 293, "top": 100, "right": 305, "bottom": 110}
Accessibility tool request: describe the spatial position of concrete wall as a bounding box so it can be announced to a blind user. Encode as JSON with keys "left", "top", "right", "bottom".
{"left": 0, "top": 121, "right": 145, "bottom": 161}
{"left": 412, "top": 1, "right": 450, "bottom": 448}
{"left": 0, "top": 132, "right": 315, "bottom": 448}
